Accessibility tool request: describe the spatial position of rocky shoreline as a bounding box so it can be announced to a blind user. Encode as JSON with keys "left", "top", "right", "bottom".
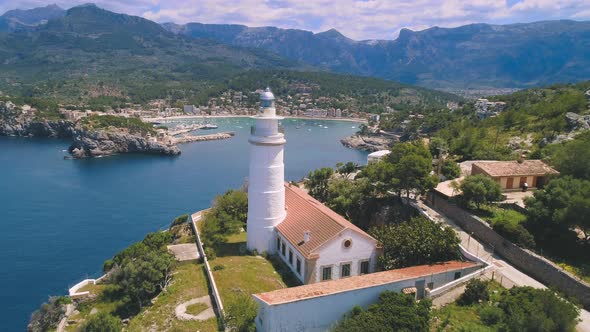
{"left": 340, "top": 134, "right": 395, "bottom": 152}
{"left": 1, "top": 102, "right": 180, "bottom": 158}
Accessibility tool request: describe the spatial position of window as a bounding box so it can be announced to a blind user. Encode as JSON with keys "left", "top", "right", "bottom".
{"left": 322, "top": 266, "right": 332, "bottom": 281}
{"left": 288, "top": 250, "right": 293, "bottom": 265}
{"left": 296, "top": 258, "right": 301, "bottom": 274}
{"left": 277, "top": 237, "right": 281, "bottom": 251}
{"left": 360, "top": 260, "right": 370, "bottom": 275}
{"left": 454, "top": 272, "right": 461, "bottom": 280}
{"left": 343, "top": 239, "right": 352, "bottom": 248}
{"left": 341, "top": 263, "right": 351, "bottom": 278}
{"left": 281, "top": 243, "right": 286, "bottom": 256}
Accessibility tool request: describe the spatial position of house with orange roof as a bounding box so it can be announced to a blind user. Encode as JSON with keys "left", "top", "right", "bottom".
{"left": 471, "top": 160, "right": 559, "bottom": 191}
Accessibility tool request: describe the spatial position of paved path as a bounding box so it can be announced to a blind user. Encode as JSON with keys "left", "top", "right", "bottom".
{"left": 167, "top": 243, "right": 200, "bottom": 261}
{"left": 416, "top": 200, "right": 590, "bottom": 332}
{"left": 175, "top": 296, "right": 216, "bottom": 321}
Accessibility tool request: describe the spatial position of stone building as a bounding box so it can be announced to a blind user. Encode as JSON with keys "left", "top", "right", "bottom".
{"left": 471, "top": 160, "right": 559, "bottom": 190}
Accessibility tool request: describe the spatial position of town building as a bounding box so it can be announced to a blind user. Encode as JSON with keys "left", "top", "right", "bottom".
{"left": 246, "top": 88, "right": 380, "bottom": 284}
{"left": 367, "top": 150, "right": 391, "bottom": 163}
{"left": 474, "top": 98, "right": 506, "bottom": 119}
{"left": 471, "top": 160, "right": 559, "bottom": 190}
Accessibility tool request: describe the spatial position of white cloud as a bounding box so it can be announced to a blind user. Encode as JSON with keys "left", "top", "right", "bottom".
{"left": 2, "top": 0, "right": 590, "bottom": 39}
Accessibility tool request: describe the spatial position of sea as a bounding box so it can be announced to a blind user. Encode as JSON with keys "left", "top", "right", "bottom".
{"left": 0, "top": 117, "right": 368, "bottom": 330}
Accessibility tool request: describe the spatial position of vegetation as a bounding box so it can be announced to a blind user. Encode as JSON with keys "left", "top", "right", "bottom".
{"left": 28, "top": 296, "right": 71, "bottom": 332}
{"left": 458, "top": 279, "right": 490, "bottom": 306}
{"left": 459, "top": 175, "right": 503, "bottom": 209}
{"left": 305, "top": 167, "right": 334, "bottom": 202}
{"left": 225, "top": 292, "right": 258, "bottom": 332}
{"left": 334, "top": 291, "right": 431, "bottom": 332}
{"left": 473, "top": 205, "right": 534, "bottom": 248}
{"left": 441, "top": 159, "right": 461, "bottom": 180}
{"left": 185, "top": 302, "right": 209, "bottom": 316}
{"left": 81, "top": 312, "right": 121, "bottom": 332}
{"left": 201, "top": 189, "right": 248, "bottom": 247}
{"left": 432, "top": 281, "right": 580, "bottom": 332}
{"left": 170, "top": 214, "right": 189, "bottom": 228}
{"left": 80, "top": 115, "right": 156, "bottom": 135}
{"left": 370, "top": 216, "right": 461, "bottom": 270}
{"left": 360, "top": 141, "right": 438, "bottom": 198}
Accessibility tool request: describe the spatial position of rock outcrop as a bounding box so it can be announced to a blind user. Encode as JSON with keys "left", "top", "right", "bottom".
{"left": 68, "top": 131, "right": 181, "bottom": 158}
{"left": 340, "top": 134, "right": 394, "bottom": 152}
{"left": 565, "top": 112, "right": 590, "bottom": 131}
{"left": 1, "top": 101, "right": 180, "bottom": 158}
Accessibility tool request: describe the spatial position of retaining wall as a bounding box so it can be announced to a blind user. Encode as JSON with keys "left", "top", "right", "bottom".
{"left": 427, "top": 192, "right": 590, "bottom": 309}
{"left": 190, "top": 209, "right": 225, "bottom": 326}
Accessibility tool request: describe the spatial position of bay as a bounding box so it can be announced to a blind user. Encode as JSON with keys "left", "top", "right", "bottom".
{"left": 0, "top": 117, "right": 367, "bottom": 330}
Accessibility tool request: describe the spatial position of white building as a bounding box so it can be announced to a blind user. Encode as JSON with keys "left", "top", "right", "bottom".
{"left": 367, "top": 150, "right": 391, "bottom": 163}
{"left": 246, "top": 88, "right": 380, "bottom": 282}
{"left": 253, "top": 261, "right": 480, "bottom": 332}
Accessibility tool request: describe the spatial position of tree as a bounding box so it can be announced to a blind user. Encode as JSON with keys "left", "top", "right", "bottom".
{"left": 458, "top": 279, "right": 489, "bottom": 305}
{"left": 225, "top": 292, "right": 258, "bottom": 332}
{"left": 370, "top": 216, "right": 461, "bottom": 270}
{"left": 305, "top": 167, "right": 334, "bottom": 202}
{"left": 81, "top": 312, "right": 122, "bottom": 332}
{"left": 325, "top": 177, "right": 372, "bottom": 222}
{"left": 201, "top": 190, "right": 248, "bottom": 246}
{"left": 336, "top": 161, "right": 358, "bottom": 177}
{"left": 333, "top": 291, "right": 431, "bottom": 332}
{"left": 526, "top": 176, "right": 590, "bottom": 243}
{"left": 441, "top": 160, "right": 461, "bottom": 180}
{"left": 459, "top": 175, "right": 503, "bottom": 209}
{"left": 498, "top": 287, "right": 579, "bottom": 332}
{"left": 115, "top": 250, "right": 175, "bottom": 310}
{"left": 429, "top": 136, "right": 448, "bottom": 157}
{"left": 550, "top": 132, "right": 590, "bottom": 181}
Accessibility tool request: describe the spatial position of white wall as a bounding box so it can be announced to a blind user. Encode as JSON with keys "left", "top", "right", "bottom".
{"left": 276, "top": 231, "right": 305, "bottom": 283}
{"left": 255, "top": 265, "right": 481, "bottom": 332}
{"left": 313, "top": 229, "right": 378, "bottom": 283}
{"left": 247, "top": 132, "right": 286, "bottom": 254}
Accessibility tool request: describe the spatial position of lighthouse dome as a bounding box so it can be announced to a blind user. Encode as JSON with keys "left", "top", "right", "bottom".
{"left": 260, "top": 87, "right": 275, "bottom": 101}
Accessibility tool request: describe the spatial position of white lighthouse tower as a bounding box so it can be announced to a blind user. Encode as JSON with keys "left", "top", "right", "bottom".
{"left": 247, "top": 88, "right": 286, "bottom": 254}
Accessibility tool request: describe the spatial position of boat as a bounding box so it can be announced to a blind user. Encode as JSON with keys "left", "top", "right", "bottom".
{"left": 202, "top": 123, "right": 218, "bottom": 130}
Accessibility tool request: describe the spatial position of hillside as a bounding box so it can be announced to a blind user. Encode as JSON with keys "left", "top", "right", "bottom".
{"left": 0, "top": 5, "right": 460, "bottom": 113}
{"left": 0, "top": 5, "right": 298, "bottom": 103}
{"left": 165, "top": 20, "right": 590, "bottom": 89}
{"left": 0, "top": 4, "right": 65, "bottom": 32}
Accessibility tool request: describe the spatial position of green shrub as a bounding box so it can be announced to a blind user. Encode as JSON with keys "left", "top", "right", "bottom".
{"left": 103, "top": 259, "right": 115, "bottom": 272}
{"left": 81, "top": 312, "right": 122, "bottom": 332}
{"left": 458, "top": 279, "right": 489, "bottom": 306}
{"left": 225, "top": 292, "right": 258, "bottom": 332}
{"left": 478, "top": 305, "right": 503, "bottom": 326}
{"left": 171, "top": 214, "right": 189, "bottom": 228}
{"left": 493, "top": 219, "right": 535, "bottom": 248}
{"left": 213, "top": 264, "right": 225, "bottom": 271}
{"left": 204, "top": 247, "right": 216, "bottom": 260}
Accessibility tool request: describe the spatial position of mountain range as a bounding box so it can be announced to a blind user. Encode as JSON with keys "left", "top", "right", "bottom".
{"left": 1, "top": 4, "right": 589, "bottom": 94}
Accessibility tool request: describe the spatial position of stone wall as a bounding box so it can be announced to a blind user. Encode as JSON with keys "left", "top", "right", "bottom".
{"left": 190, "top": 209, "right": 225, "bottom": 325}
{"left": 427, "top": 192, "right": 590, "bottom": 309}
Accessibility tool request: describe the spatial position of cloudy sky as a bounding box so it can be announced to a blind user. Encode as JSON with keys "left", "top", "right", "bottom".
{"left": 3, "top": 0, "right": 590, "bottom": 39}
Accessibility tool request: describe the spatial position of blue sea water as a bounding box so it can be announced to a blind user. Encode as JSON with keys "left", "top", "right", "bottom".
{"left": 0, "top": 117, "right": 367, "bottom": 330}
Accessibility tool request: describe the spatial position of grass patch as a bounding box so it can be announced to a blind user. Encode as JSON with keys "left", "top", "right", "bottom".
{"left": 126, "top": 262, "right": 217, "bottom": 332}
{"left": 186, "top": 302, "right": 209, "bottom": 316}
{"left": 77, "top": 282, "right": 106, "bottom": 296}
{"left": 471, "top": 205, "right": 526, "bottom": 227}
{"left": 211, "top": 232, "right": 300, "bottom": 306}
{"left": 557, "top": 262, "right": 590, "bottom": 284}
{"left": 431, "top": 303, "right": 495, "bottom": 332}
{"left": 65, "top": 262, "right": 217, "bottom": 332}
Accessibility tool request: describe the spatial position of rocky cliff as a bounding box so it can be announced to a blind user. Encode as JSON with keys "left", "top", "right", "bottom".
{"left": 0, "top": 102, "right": 180, "bottom": 158}
{"left": 340, "top": 134, "right": 394, "bottom": 152}
{"left": 69, "top": 131, "right": 180, "bottom": 158}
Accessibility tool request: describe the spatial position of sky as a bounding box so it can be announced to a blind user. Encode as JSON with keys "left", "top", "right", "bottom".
{"left": 2, "top": 0, "right": 590, "bottom": 40}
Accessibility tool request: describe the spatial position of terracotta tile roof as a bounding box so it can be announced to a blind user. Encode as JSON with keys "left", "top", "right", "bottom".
{"left": 253, "top": 261, "right": 479, "bottom": 305}
{"left": 473, "top": 160, "right": 559, "bottom": 177}
{"left": 277, "top": 184, "right": 377, "bottom": 259}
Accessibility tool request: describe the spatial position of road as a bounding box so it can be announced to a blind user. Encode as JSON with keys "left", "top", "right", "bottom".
{"left": 415, "top": 200, "right": 590, "bottom": 332}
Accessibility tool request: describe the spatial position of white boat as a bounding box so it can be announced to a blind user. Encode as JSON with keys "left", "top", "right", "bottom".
{"left": 202, "top": 124, "right": 218, "bottom": 129}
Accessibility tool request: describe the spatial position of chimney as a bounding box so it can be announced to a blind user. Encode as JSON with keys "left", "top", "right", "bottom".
{"left": 303, "top": 231, "right": 310, "bottom": 243}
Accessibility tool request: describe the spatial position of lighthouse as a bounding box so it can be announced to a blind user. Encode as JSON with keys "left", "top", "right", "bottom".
{"left": 246, "top": 88, "right": 286, "bottom": 254}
